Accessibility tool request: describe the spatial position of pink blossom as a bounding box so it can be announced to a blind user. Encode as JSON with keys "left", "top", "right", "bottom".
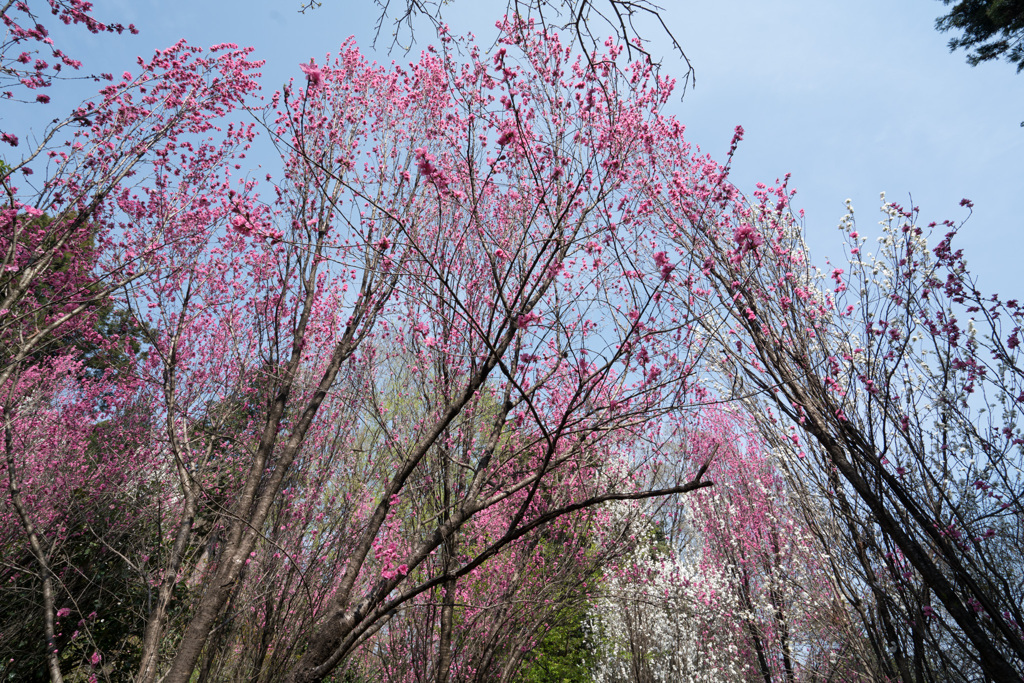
{"left": 230, "top": 214, "right": 252, "bottom": 235}
{"left": 653, "top": 251, "right": 675, "bottom": 281}
{"left": 516, "top": 312, "right": 543, "bottom": 329}
{"left": 299, "top": 62, "right": 323, "bottom": 88}
{"left": 731, "top": 223, "right": 763, "bottom": 262}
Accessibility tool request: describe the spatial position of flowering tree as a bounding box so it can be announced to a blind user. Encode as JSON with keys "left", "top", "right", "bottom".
{"left": 0, "top": 13, "right": 745, "bottom": 681}
{"left": 592, "top": 534, "right": 745, "bottom": 683}
{"left": 1, "top": 25, "right": 265, "bottom": 682}
{"left": 685, "top": 410, "right": 878, "bottom": 682}
{"left": 591, "top": 408, "right": 875, "bottom": 683}
{"left": 317, "top": 0, "right": 694, "bottom": 89}
{"left": 652, "top": 175, "right": 1024, "bottom": 681}
{"left": 151, "top": 20, "right": 721, "bottom": 682}
{"left": 1, "top": 0, "right": 138, "bottom": 129}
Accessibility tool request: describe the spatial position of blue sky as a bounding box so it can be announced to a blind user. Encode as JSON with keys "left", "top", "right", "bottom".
{"left": 8, "top": 0, "right": 1024, "bottom": 295}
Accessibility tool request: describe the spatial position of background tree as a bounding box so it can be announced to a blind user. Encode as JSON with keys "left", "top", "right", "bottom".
{"left": 936, "top": 0, "right": 1024, "bottom": 72}
{"left": 590, "top": 408, "right": 878, "bottom": 683}
{"left": 0, "top": 355, "right": 155, "bottom": 682}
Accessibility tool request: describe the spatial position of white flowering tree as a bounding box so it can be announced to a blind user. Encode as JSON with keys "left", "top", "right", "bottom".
{"left": 591, "top": 544, "right": 744, "bottom": 683}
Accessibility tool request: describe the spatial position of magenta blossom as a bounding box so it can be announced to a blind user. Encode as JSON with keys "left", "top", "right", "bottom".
{"left": 299, "top": 62, "right": 322, "bottom": 89}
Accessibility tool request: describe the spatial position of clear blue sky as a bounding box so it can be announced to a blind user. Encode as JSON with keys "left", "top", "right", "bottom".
{"left": 8, "top": 0, "right": 1024, "bottom": 295}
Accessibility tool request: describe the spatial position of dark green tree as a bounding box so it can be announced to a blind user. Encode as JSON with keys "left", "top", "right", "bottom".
{"left": 936, "top": 0, "right": 1024, "bottom": 72}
